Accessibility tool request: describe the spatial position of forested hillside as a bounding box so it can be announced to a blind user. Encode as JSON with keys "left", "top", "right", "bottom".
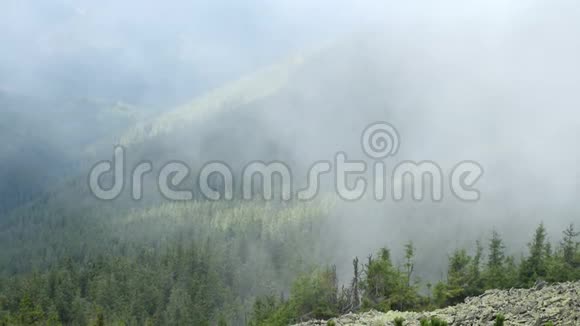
{"left": 0, "top": 91, "right": 156, "bottom": 214}
{"left": 2, "top": 2, "right": 580, "bottom": 325}
{"left": 0, "top": 199, "right": 337, "bottom": 325}
{"left": 1, "top": 35, "right": 579, "bottom": 324}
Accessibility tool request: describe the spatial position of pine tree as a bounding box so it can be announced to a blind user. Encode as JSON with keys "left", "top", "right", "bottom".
{"left": 289, "top": 267, "right": 339, "bottom": 320}
{"left": 561, "top": 224, "right": 579, "bottom": 267}
{"left": 95, "top": 311, "right": 105, "bottom": 326}
{"left": 520, "top": 223, "right": 549, "bottom": 286}
{"left": 468, "top": 241, "right": 484, "bottom": 296}
{"left": 434, "top": 249, "right": 472, "bottom": 306}
{"left": 17, "top": 293, "right": 44, "bottom": 325}
{"left": 488, "top": 230, "right": 505, "bottom": 269}
{"left": 164, "top": 286, "right": 194, "bottom": 325}
{"left": 503, "top": 256, "right": 519, "bottom": 288}
{"left": 485, "top": 230, "right": 506, "bottom": 289}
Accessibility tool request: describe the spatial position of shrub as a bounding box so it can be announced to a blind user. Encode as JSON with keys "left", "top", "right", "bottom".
{"left": 430, "top": 317, "right": 448, "bottom": 326}
{"left": 419, "top": 317, "right": 448, "bottom": 326}
{"left": 394, "top": 316, "right": 405, "bottom": 326}
{"left": 494, "top": 313, "right": 506, "bottom": 326}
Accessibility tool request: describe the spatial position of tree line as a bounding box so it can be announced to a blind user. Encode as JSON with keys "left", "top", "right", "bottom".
{"left": 0, "top": 193, "right": 577, "bottom": 325}
{"left": 249, "top": 223, "right": 580, "bottom": 325}
{"left": 0, "top": 200, "right": 333, "bottom": 325}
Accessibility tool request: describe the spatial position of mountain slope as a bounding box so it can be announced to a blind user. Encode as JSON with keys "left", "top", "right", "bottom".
{"left": 295, "top": 281, "right": 580, "bottom": 326}
{"left": 117, "top": 54, "right": 307, "bottom": 147}
{"left": 0, "top": 91, "right": 156, "bottom": 214}
{"left": 1, "top": 28, "right": 579, "bottom": 325}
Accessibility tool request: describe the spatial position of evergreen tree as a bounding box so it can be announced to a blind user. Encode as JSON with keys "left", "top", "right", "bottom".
{"left": 488, "top": 230, "right": 505, "bottom": 269}
{"left": 288, "top": 267, "right": 339, "bottom": 321}
{"left": 503, "top": 256, "right": 519, "bottom": 288}
{"left": 164, "top": 286, "right": 194, "bottom": 326}
{"left": 434, "top": 249, "right": 472, "bottom": 306}
{"left": 520, "top": 223, "right": 548, "bottom": 286}
{"left": 467, "top": 241, "right": 484, "bottom": 296}
{"left": 485, "top": 230, "right": 506, "bottom": 289}
{"left": 17, "top": 293, "right": 44, "bottom": 325}
{"left": 561, "top": 224, "right": 579, "bottom": 267}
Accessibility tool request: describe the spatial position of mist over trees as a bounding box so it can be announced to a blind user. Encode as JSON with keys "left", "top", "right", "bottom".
{"left": 1, "top": 211, "right": 577, "bottom": 326}
{"left": 249, "top": 223, "right": 579, "bottom": 325}
{"left": 1, "top": 1, "right": 580, "bottom": 326}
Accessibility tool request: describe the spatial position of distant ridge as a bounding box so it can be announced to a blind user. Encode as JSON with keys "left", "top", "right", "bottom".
{"left": 118, "top": 55, "right": 307, "bottom": 147}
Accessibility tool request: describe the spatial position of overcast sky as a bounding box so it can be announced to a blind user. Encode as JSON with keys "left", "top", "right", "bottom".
{"left": 1, "top": 1, "right": 550, "bottom": 105}
{"left": 0, "top": 0, "right": 382, "bottom": 105}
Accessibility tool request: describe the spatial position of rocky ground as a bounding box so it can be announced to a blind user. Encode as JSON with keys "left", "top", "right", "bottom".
{"left": 294, "top": 281, "right": 580, "bottom": 325}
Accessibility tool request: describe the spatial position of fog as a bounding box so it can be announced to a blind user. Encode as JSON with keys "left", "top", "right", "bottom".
{"left": 1, "top": 0, "right": 390, "bottom": 106}
{"left": 2, "top": 0, "right": 580, "bottom": 284}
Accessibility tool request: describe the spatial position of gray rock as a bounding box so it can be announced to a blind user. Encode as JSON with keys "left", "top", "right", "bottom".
{"left": 293, "top": 281, "right": 580, "bottom": 326}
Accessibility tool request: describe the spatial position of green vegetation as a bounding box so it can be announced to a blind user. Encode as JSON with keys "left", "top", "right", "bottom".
{"left": 0, "top": 94, "right": 153, "bottom": 215}
{"left": 118, "top": 55, "right": 306, "bottom": 147}
{"left": 0, "top": 173, "right": 577, "bottom": 326}
{"left": 0, "top": 199, "right": 335, "bottom": 325}
{"left": 419, "top": 317, "right": 448, "bottom": 326}
{"left": 394, "top": 316, "right": 406, "bottom": 326}
{"left": 250, "top": 222, "right": 580, "bottom": 325}
{"left": 494, "top": 313, "right": 505, "bottom": 326}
